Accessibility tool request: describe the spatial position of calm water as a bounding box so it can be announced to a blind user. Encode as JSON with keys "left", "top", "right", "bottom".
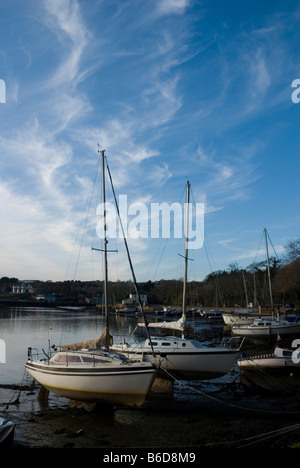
{"left": 2, "top": 307, "right": 299, "bottom": 449}
{"left": 0, "top": 306, "right": 227, "bottom": 385}
{"left": 0, "top": 307, "right": 136, "bottom": 384}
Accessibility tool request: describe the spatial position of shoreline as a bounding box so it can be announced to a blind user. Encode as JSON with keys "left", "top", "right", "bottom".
{"left": 2, "top": 378, "right": 300, "bottom": 449}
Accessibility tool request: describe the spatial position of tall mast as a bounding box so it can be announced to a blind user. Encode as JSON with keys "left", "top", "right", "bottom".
{"left": 100, "top": 149, "right": 110, "bottom": 351}
{"left": 182, "top": 181, "right": 190, "bottom": 337}
{"left": 264, "top": 228, "right": 274, "bottom": 314}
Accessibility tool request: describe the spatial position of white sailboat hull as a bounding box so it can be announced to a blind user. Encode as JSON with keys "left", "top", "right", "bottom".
{"left": 222, "top": 313, "right": 268, "bottom": 326}
{"left": 111, "top": 337, "right": 237, "bottom": 380}
{"left": 232, "top": 320, "right": 300, "bottom": 337}
{"left": 238, "top": 356, "right": 297, "bottom": 370}
{"left": 237, "top": 347, "right": 300, "bottom": 392}
{"left": 26, "top": 351, "right": 156, "bottom": 407}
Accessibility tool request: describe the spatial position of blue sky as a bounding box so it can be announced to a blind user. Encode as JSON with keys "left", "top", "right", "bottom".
{"left": 0, "top": 0, "right": 299, "bottom": 283}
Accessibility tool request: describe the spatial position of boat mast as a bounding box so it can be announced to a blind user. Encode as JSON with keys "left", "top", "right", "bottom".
{"left": 264, "top": 228, "right": 274, "bottom": 314}
{"left": 182, "top": 181, "right": 190, "bottom": 337}
{"left": 100, "top": 149, "right": 110, "bottom": 351}
{"left": 104, "top": 155, "right": 155, "bottom": 354}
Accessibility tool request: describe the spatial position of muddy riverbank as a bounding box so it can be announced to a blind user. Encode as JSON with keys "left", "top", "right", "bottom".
{"left": 2, "top": 374, "right": 300, "bottom": 450}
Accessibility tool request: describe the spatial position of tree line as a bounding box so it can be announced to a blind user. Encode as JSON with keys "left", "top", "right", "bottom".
{"left": 1, "top": 236, "right": 299, "bottom": 308}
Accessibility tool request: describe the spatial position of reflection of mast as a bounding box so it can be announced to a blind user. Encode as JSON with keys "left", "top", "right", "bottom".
{"left": 264, "top": 228, "right": 274, "bottom": 313}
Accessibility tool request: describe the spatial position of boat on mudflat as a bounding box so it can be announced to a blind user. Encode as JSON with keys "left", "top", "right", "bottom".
{"left": 26, "top": 348, "right": 156, "bottom": 407}
{"left": 237, "top": 344, "right": 300, "bottom": 393}
{"left": 25, "top": 149, "right": 157, "bottom": 408}
{"left": 111, "top": 182, "right": 242, "bottom": 381}
{"left": 238, "top": 345, "right": 300, "bottom": 372}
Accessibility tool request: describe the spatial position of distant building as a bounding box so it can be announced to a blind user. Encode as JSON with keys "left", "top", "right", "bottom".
{"left": 122, "top": 293, "right": 147, "bottom": 305}
{"left": 12, "top": 284, "right": 27, "bottom": 294}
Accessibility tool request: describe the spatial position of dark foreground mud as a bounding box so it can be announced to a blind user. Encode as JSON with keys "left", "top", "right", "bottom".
{"left": 2, "top": 375, "right": 300, "bottom": 450}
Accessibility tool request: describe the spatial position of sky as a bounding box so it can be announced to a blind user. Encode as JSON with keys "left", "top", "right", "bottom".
{"left": 0, "top": 0, "right": 299, "bottom": 284}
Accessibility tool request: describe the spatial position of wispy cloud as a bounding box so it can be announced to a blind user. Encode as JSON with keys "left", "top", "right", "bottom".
{"left": 41, "top": 0, "right": 90, "bottom": 88}
{"left": 155, "top": 0, "right": 191, "bottom": 16}
{"left": 0, "top": 0, "right": 298, "bottom": 281}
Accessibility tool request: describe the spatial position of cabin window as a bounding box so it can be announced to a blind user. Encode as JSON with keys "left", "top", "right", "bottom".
{"left": 161, "top": 342, "right": 171, "bottom": 346}
{"left": 67, "top": 355, "right": 82, "bottom": 362}
{"left": 81, "top": 355, "right": 95, "bottom": 362}
{"left": 81, "top": 355, "right": 110, "bottom": 364}
{"left": 181, "top": 343, "right": 186, "bottom": 347}
{"left": 53, "top": 354, "right": 68, "bottom": 363}
{"left": 148, "top": 341, "right": 157, "bottom": 346}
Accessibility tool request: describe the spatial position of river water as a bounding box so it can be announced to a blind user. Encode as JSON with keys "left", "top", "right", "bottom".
{"left": 1, "top": 306, "right": 300, "bottom": 449}
{"left": 0, "top": 306, "right": 137, "bottom": 384}
{"left": 0, "top": 306, "right": 230, "bottom": 385}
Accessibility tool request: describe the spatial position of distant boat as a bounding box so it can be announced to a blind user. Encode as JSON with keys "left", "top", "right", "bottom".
{"left": 25, "top": 149, "right": 157, "bottom": 408}
{"left": 116, "top": 307, "right": 137, "bottom": 314}
{"left": 223, "top": 310, "right": 268, "bottom": 326}
{"left": 232, "top": 317, "right": 300, "bottom": 338}
{"left": 230, "top": 229, "right": 300, "bottom": 338}
{"left": 200, "top": 309, "right": 224, "bottom": 320}
{"left": 111, "top": 182, "right": 241, "bottom": 381}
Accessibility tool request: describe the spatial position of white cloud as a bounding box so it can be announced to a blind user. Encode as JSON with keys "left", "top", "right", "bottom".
{"left": 156, "top": 0, "right": 191, "bottom": 16}
{"left": 42, "top": 0, "right": 90, "bottom": 87}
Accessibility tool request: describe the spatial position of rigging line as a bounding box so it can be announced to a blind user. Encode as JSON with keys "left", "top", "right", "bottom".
{"left": 104, "top": 155, "right": 155, "bottom": 354}
{"left": 65, "top": 157, "right": 100, "bottom": 281}
{"left": 236, "top": 423, "right": 300, "bottom": 448}
{"left": 238, "top": 363, "right": 299, "bottom": 392}
{"left": 253, "top": 231, "right": 264, "bottom": 264}
{"left": 145, "top": 183, "right": 187, "bottom": 282}
{"left": 266, "top": 230, "right": 280, "bottom": 260}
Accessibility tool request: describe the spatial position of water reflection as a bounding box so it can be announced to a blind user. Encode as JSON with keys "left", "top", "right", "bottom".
{"left": 0, "top": 307, "right": 140, "bottom": 384}
{"left": 0, "top": 306, "right": 231, "bottom": 385}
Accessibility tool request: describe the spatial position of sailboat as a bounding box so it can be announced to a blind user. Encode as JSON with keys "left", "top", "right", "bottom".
{"left": 237, "top": 342, "right": 300, "bottom": 393}
{"left": 232, "top": 229, "right": 300, "bottom": 339}
{"left": 111, "top": 182, "right": 241, "bottom": 381}
{"left": 25, "top": 150, "right": 157, "bottom": 408}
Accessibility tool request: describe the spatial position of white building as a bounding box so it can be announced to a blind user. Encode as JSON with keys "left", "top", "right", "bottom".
{"left": 123, "top": 293, "right": 147, "bottom": 305}
{"left": 12, "top": 284, "right": 27, "bottom": 294}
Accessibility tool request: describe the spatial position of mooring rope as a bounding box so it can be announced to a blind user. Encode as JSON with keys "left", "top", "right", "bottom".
{"left": 160, "top": 366, "right": 300, "bottom": 415}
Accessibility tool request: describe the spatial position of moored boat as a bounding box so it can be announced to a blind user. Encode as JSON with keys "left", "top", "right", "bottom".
{"left": 111, "top": 182, "right": 242, "bottom": 381}
{"left": 26, "top": 348, "right": 156, "bottom": 407}
{"left": 25, "top": 149, "right": 157, "bottom": 408}
{"left": 232, "top": 318, "right": 300, "bottom": 338}
{"left": 238, "top": 345, "right": 300, "bottom": 372}
{"left": 237, "top": 344, "right": 300, "bottom": 392}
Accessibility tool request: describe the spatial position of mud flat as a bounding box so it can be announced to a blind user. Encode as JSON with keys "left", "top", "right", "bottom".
{"left": 2, "top": 377, "right": 300, "bottom": 450}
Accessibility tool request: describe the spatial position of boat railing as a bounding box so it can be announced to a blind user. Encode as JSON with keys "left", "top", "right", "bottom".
{"left": 220, "top": 336, "right": 245, "bottom": 351}
{"left": 27, "top": 347, "right": 52, "bottom": 362}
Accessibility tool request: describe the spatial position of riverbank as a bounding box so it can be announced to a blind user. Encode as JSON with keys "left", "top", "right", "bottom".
{"left": 2, "top": 375, "right": 300, "bottom": 450}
